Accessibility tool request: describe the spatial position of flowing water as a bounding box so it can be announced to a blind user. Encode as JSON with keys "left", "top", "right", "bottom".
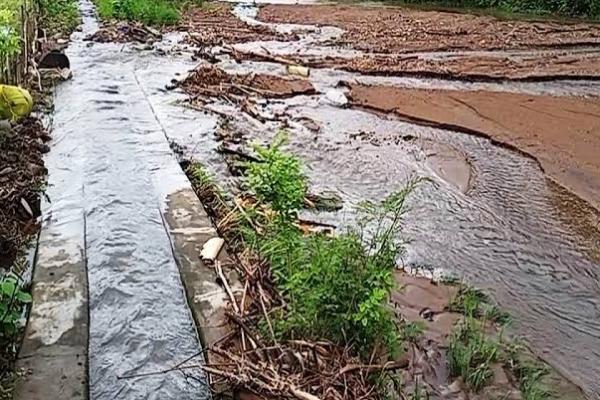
{"left": 43, "top": 1, "right": 212, "bottom": 398}
{"left": 42, "top": 0, "right": 600, "bottom": 398}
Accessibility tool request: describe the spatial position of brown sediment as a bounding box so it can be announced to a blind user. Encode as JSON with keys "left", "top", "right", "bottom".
{"left": 254, "top": 4, "right": 600, "bottom": 80}
{"left": 84, "top": 21, "right": 162, "bottom": 43}
{"left": 258, "top": 4, "right": 600, "bottom": 54}
{"left": 344, "top": 83, "right": 600, "bottom": 210}
{"left": 179, "top": 4, "right": 297, "bottom": 47}
{"left": 178, "top": 65, "right": 316, "bottom": 99}
{"left": 0, "top": 118, "right": 49, "bottom": 269}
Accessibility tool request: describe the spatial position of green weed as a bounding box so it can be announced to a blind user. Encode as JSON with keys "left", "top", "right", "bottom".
{"left": 448, "top": 284, "right": 511, "bottom": 325}
{"left": 39, "top": 0, "right": 79, "bottom": 35}
{"left": 447, "top": 317, "right": 499, "bottom": 391}
{"left": 244, "top": 132, "right": 307, "bottom": 219}
{"left": 0, "top": 273, "right": 31, "bottom": 338}
{"left": 400, "top": 321, "right": 426, "bottom": 343}
{"left": 95, "top": 0, "right": 202, "bottom": 25}
{"left": 242, "top": 136, "right": 421, "bottom": 358}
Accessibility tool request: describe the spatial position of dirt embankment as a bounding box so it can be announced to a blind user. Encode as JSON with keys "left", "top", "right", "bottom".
{"left": 257, "top": 4, "right": 600, "bottom": 80}
{"left": 0, "top": 118, "right": 50, "bottom": 268}
{"left": 345, "top": 84, "right": 600, "bottom": 210}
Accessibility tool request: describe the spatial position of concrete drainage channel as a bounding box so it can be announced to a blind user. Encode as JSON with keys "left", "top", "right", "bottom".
{"left": 12, "top": 0, "right": 231, "bottom": 398}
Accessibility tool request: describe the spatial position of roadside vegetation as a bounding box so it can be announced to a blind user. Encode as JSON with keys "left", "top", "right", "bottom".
{"left": 39, "top": 0, "right": 79, "bottom": 35}
{"left": 393, "top": 0, "right": 600, "bottom": 20}
{"left": 95, "top": 0, "right": 202, "bottom": 25}
{"left": 183, "top": 131, "right": 559, "bottom": 399}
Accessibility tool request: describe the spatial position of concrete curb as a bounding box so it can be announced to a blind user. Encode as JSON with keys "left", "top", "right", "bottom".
{"left": 163, "top": 188, "right": 241, "bottom": 357}
{"left": 14, "top": 212, "right": 88, "bottom": 400}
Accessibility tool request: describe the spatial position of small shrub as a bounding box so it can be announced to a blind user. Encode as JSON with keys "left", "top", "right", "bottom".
{"left": 245, "top": 132, "right": 307, "bottom": 219}
{"left": 448, "top": 284, "right": 510, "bottom": 325}
{"left": 242, "top": 136, "right": 421, "bottom": 358}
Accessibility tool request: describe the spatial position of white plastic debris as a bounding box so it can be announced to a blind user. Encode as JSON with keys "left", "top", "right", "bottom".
{"left": 322, "top": 89, "right": 348, "bottom": 107}
{"left": 286, "top": 64, "right": 310, "bottom": 78}
{"left": 200, "top": 237, "right": 225, "bottom": 263}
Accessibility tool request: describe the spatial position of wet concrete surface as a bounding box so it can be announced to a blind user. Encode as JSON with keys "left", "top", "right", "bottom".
{"left": 32, "top": 1, "right": 213, "bottom": 398}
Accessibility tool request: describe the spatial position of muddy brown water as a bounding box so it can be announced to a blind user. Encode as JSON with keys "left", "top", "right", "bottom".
{"left": 42, "top": 0, "right": 600, "bottom": 398}
{"left": 194, "top": 4, "right": 600, "bottom": 398}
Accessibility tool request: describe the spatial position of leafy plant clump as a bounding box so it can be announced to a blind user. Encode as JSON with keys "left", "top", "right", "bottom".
{"left": 447, "top": 317, "right": 500, "bottom": 391}
{"left": 39, "top": 0, "right": 79, "bottom": 35}
{"left": 0, "top": 3, "right": 21, "bottom": 62}
{"left": 242, "top": 134, "right": 419, "bottom": 358}
{"left": 244, "top": 132, "right": 307, "bottom": 218}
{"left": 95, "top": 0, "right": 201, "bottom": 25}
{"left": 1, "top": 273, "right": 32, "bottom": 398}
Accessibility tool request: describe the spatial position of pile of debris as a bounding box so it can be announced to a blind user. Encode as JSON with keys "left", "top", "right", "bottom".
{"left": 259, "top": 4, "right": 600, "bottom": 54}
{"left": 177, "top": 65, "right": 316, "bottom": 102}
{"left": 85, "top": 21, "right": 162, "bottom": 44}
{"left": 178, "top": 4, "right": 298, "bottom": 47}
{"left": 0, "top": 118, "right": 50, "bottom": 268}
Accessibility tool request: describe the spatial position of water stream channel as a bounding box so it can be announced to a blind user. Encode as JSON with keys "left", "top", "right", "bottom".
{"left": 42, "top": 0, "right": 600, "bottom": 398}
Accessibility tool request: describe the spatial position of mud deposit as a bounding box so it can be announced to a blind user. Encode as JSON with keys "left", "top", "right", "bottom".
{"left": 259, "top": 4, "right": 600, "bottom": 53}
{"left": 178, "top": 64, "right": 316, "bottom": 99}
{"left": 345, "top": 84, "right": 600, "bottom": 210}
{"left": 256, "top": 4, "right": 600, "bottom": 80}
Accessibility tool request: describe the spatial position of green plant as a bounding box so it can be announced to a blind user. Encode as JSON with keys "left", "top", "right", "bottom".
{"left": 0, "top": 274, "right": 31, "bottom": 339}
{"left": 0, "top": 7, "right": 21, "bottom": 61}
{"left": 245, "top": 132, "right": 307, "bottom": 219}
{"left": 448, "top": 284, "right": 510, "bottom": 325}
{"left": 447, "top": 317, "right": 499, "bottom": 391}
{"left": 95, "top": 0, "right": 201, "bottom": 25}
{"left": 242, "top": 138, "right": 421, "bottom": 358}
{"left": 39, "top": 0, "right": 79, "bottom": 35}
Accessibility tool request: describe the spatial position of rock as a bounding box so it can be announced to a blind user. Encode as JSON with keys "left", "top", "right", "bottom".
{"left": 322, "top": 89, "right": 348, "bottom": 107}
{"left": 305, "top": 191, "right": 343, "bottom": 211}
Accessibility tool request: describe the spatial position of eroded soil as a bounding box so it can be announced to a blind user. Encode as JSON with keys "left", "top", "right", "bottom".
{"left": 0, "top": 119, "right": 49, "bottom": 268}
{"left": 259, "top": 4, "right": 600, "bottom": 53}
{"left": 345, "top": 84, "right": 600, "bottom": 210}
{"left": 256, "top": 4, "right": 600, "bottom": 80}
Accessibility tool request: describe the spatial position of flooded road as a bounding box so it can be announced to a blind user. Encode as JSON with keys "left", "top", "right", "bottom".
{"left": 41, "top": 0, "right": 600, "bottom": 398}
{"left": 43, "top": 1, "right": 209, "bottom": 398}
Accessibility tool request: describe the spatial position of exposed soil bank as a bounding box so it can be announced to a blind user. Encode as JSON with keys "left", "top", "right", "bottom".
{"left": 346, "top": 84, "right": 600, "bottom": 211}
{"left": 259, "top": 4, "right": 600, "bottom": 53}
{"left": 0, "top": 118, "right": 50, "bottom": 268}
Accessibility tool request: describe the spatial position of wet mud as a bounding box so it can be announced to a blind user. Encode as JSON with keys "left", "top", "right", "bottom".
{"left": 178, "top": 3, "right": 297, "bottom": 47}
{"left": 255, "top": 4, "right": 600, "bottom": 80}
{"left": 345, "top": 84, "right": 600, "bottom": 210}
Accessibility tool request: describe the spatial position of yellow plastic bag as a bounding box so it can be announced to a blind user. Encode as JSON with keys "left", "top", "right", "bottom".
{"left": 0, "top": 85, "right": 33, "bottom": 121}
